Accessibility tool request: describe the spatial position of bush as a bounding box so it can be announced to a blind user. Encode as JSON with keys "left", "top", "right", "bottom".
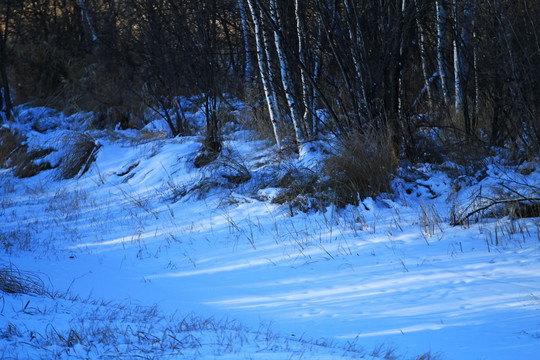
{"left": 59, "top": 133, "right": 100, "bottom": 179}
{"left": 0, "top": 264, "right": 47, "bottom": 296}
{"left": 324, "top": 126, "right": 398, "bottom": 205}
{"left": 0, "top": 127, "right": 22, "bottom": 167}
{"left": 0, "top": 127, "right": 54, "bottom": 178}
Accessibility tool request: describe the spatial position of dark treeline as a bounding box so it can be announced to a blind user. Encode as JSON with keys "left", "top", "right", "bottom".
{"left": 1, "top": 0, "right": 539, "bottom": 158}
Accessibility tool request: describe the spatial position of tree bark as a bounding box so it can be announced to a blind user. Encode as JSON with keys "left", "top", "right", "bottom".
{"left": 295, "top": 0, "right": 311, "bottom": 137}
{"left": 436, "top": 0, "right": 450, "bottom": 107}
{"left": 270, "top": 0, "right": 304, "bottom": 149}
{"left": 452, "top": 0, "right": 464, "bottom": 118}
{"left": 238, "top": 0, "right": 253, "bottom": 82}
{"left": 246, "top": 0, "right": 282, "bottom": 150}
{"left": 77, "top": 0, "right": 99, "bottom": 52}
{"left": 415, "top": 0, "right": 433, "bottom": 111}
{"left": 397, "top": 0, "right": 409, "bottom": 123}
{"left": 0, "top": 2, "right": 13, "bottom": 122}
{"left": 344, "top": 0, "right": 369, "bottom": 125}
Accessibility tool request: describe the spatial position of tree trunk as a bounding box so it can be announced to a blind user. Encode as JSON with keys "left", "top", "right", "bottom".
{"left": 295, "top": 0, "right": 312, "bottom": 137}
{"left": 77, "top": 0, "right": 99, "bottom": 52}
{"left": 270, "top": 0, "right": 304, "bottom": 150}
{"left": 311, "top": 15, "right": 323, "bottom": 136}
{"left": 316, "top": 0, "right": 356, "bottom": 131}
{"left": 0, "top": 7, "right": 13, "bottom": 122}
{"left": 452, "top": 0, "right": 475, "bottom": 134}
{"left": 452, "top": 0, "right": 464, "bottom": 119}
{"left": 397, "top": 0, "right": 408, "bottom": 123}
{"left": 238, "top": 0, "right": 253, "bottom": 82}
{"left": 246, "top": 0, "right": 282, "bottom": 150}
{"left": 472, "top": 14, "right": 479, "bottom": 133}
{"left": 462, "top": 0, "right": 476, "bottom": 134}
{"left": 436, "top": 0, "right": 450, "bottom": 107}
{"left": 344, "top": 0, "right": 369, "bottom": 126}
{"left": 416, "top": 0, "right": 433, "bottom": 111}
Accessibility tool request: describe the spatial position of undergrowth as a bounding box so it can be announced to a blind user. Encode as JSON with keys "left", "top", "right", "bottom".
{"left": 58, "top": 133, "right": 101, "bottom": 179}
{"left": 0, "top": 277, "right": 379, "bottom": 360}
{"left": 0, "top": 127, "right": 54, "bottom": 178}
{"left": 0, "top": 264, "right": 48, "bottom": 296}
{"left": 323, "top": 127, "right": 398, "bottom": 206}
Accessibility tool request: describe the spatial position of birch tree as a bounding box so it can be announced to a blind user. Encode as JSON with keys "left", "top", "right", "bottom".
{"left": 259, "top": 6, "right": 282, "bottom": 135}
{"left": 0, "top": 0, "right": 13, "bottom": 122}
{"left": 415, "top": 0, "right": 433, "bottom": 111}
{"left": 397, "top": 0, "right": 409, "bottom": 122}
{"left": 451, "top": 0, "right": 476, "bottom": 133}
{"left": 238, "top": 0, "right": 253, "bottom": 82}
{"left": 436, "top": 0, "right": 450, "bottom": 107}
{"left": 194, "top": 0, "right": 222, "bottom": 161}
{"left": 310, "top": 15, "right": 323, "bottom": 135}
{"left": 295, "top": 0, "right": 311, "bottom": 135}
{"left": 471, "top": 1, "right": 479, "bottom": 133}
{"left": 270, "top": 0, "right": 305, "bottom": 149}
{"left": 460, "top": 0, "right": 476, "bottom": 134}
{"left": 246, "top": 0, "right": 282, "bottom": 150}
{"left": 452, "top": 0, "right": 464, "bottom": 118}
{"left": 77, "top": 0, "right": 99, "bottom": 52}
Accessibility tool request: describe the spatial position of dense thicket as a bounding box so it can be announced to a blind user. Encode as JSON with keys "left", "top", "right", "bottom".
{"left": 1, "top": 0, "right": 539, "bottom": 158}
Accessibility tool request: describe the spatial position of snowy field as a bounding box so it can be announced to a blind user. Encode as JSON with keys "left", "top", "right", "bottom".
{"left": 1, "top": 105, "right": 539, "bottom": 359}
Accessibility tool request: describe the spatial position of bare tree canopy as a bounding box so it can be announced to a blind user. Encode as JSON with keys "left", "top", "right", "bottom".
{"left": 1, "top": 0, "right": 538, "bottom": 155}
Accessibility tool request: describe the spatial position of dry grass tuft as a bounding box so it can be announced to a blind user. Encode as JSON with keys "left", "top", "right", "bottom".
{"left": 0, "top": 127, "right": 22, "bottom": 167}
{"left": 237, "top": 85, "right": 282, "bottom": 142}
{"left": 59, "top": 133, "right": 101, "bottom": 179}
{"left": 0, "top": 127, "right": 54, "bottom": 178}
{"left": 0, "top": 264, "right": 47, "bottom": 296}
{"left": 451, "top": 177, "right": 540, "bottom": 226}
{"left": 324, "top": 126, "right": 398, "bottom": 205}
{"left": 178, "top": 150, "right": 252, "bottom": 201}
{"left": 272, "top": 166, "right": 320, "bottom": 206}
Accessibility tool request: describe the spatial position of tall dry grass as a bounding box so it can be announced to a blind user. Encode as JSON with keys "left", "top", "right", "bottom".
{"left": 324, "top": 126, "right": 398, "bottom": 205}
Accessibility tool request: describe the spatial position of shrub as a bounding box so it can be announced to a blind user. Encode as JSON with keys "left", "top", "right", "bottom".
{"left": 13, "top": 148, "right": 54, "bottom": 178}
{"left": 0, "top": 127, "right": 22, "bottom": 167}
{"left": 0, "top": 264, "right": 47, "bottom": 296}
{"left": 0, "top": 127, "right": 54, "bottom": 178}
{"left": 324, "top": 126, "right": 398, "bottom": 205}
{"left": 272, "top": 165, "right": 320, "bottom": 204}
{"left": 59, "top": 133, "right": 100, "bottom": 179}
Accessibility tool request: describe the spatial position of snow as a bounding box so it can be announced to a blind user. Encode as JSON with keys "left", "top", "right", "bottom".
{"left": 1, "top": 105, "right": 539, "bottom": 359}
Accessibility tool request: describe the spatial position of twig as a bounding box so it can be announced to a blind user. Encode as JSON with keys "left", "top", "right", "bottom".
{"left": 452, "top": 196, "right": 540, "bottom": 225}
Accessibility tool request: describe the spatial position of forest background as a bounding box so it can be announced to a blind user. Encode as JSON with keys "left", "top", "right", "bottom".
{"left": 1, "top": 0, "right": 539, "bottom": 173}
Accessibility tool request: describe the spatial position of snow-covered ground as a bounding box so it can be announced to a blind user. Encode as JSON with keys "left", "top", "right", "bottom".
{"left": 1, "top": 105, "right": 539, "bottom": 359}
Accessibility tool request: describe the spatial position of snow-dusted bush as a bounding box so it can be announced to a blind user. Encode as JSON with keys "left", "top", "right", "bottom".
{"left": 0, "top": 264, "right": 47, "bottom": 296}
{"left": 324, "top": 126, "right": 398, "bottom": 205}
{"left": 0, "top": 127, "right": 21, "bottom": 167}
{"left": 58, "top": 133, "right": 100, "bottom": 179}
{"left": 0, "top": 127, "right": 55, "bottom": 178}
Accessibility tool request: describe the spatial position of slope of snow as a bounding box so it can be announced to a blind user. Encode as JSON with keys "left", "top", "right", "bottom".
{"left": 1, "top": 105, "right": 539, "bottom": 359}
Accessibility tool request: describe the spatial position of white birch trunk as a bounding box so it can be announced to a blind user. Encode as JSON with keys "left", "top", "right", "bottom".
{"left": 436, "top": 0, "right": 450, "bottom": 107}
{"left": 460, "top": 0, "right": 476, "bottom": 133}
{"left": 295, "top": 0, "right": 311, "bottom": 135}
{"left": 238, "top": 0, "right": 253, "bottom": 82}
{"left": 270, "top": 0, "right": 304, "bottom": 148}
{"left": 472, "top": 16, "right": 479, "bottom": 131}
{"left": 416, "top": 0, "right": 433, "bottom": 110}
{"left": 452, "top": 0, "right": 464, "bottom": 115}
{"left": 77, "top": 0, "right": 98, "bottom": 47}
{"left": 311, "top": 16, "right": 322, "bottom": 135}
{"left": 260, "top": 9, "right": 282, "bottom": 134}
{"left": 246, "top": 0, "right": 282, "bottom": 150}
{"left": 397, "top": 0, "right": 408, "bottom": 121}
